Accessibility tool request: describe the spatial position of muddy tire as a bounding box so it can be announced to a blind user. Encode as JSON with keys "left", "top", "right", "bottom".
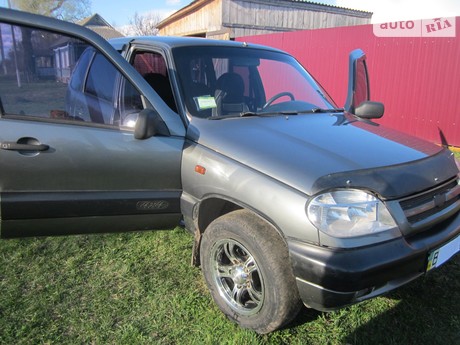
{"left": 200, "top": 209, "right": 302, "bottom": 334}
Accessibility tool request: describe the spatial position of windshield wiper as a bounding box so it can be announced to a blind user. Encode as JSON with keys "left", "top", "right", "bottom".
{"left": 242, "top": 108, "right": 344, "bottom": 116}
{"left": 207, "top": 111, "right": 290, "bottom": 120}
{"left": 240, "top": 110, "right": 300, "bottom": 117}
{"left": 207, "top": 108, "right": 344, "bottom": 120}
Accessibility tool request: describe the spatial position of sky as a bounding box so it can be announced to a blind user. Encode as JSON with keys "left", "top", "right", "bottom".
{"left": 91, "top": 0, "right": 193, "bottom": 27}
{"left": 87, "top": 0, "right": 460, "bottom": 29}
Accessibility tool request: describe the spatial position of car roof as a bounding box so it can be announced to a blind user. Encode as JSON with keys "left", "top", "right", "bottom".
{"left": 108, "top": 36, "right": 286, "bottom": 54}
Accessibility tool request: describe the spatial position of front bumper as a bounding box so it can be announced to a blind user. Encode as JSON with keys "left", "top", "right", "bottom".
{"left": 288, "top": 211, "right": 460, "bottom": 311}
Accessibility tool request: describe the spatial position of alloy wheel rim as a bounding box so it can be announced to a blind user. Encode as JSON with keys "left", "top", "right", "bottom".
{"left": 210, "top": 238, "right": 264, "bottom": 316}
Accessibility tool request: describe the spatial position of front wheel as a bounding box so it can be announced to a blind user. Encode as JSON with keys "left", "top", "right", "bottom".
{"left": 200, "top": 210, "right": 301, "bottom": 334}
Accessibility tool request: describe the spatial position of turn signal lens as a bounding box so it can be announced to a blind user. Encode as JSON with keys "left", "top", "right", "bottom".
{"left": 195, "top": 165, "right": 206, "bottom": 175}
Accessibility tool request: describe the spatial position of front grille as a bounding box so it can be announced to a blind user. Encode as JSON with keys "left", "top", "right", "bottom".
{"left": 399, "top": 178, "right": 460, "bottom": 226}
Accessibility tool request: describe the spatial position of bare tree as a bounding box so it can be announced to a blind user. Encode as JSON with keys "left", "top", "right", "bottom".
{"left": 128, "top": 11, "right": 162, "bottom": 36}
{"left": 10, "top": 0, "right": 91, "bottom": 22}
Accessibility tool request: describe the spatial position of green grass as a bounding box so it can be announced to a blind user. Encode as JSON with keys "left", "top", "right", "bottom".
{"left": 1, "top": 228, "right": 459, "bottom": 344}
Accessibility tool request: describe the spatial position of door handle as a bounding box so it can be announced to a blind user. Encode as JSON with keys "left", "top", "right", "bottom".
{"left": 1, "top": 141, "right": 49, "bottom": 151}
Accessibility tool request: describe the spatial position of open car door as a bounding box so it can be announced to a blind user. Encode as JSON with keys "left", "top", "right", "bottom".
{"left": 0, "top": 9, "right": 185, "bottom": 237}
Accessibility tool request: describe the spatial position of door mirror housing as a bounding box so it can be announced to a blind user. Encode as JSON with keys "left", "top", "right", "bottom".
{"left": 354, "top": 101, "right": 384, "bottom": 119}
{"left": 134, "top": 109, "right": 170, "bottom": 140}
{"left": 344, "top": 49, "right": 384, "bottom": 119}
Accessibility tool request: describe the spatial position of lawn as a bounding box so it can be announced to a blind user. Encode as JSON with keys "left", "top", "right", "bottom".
{"left": 1, "top": 227, "right": 459, "bottom": 345}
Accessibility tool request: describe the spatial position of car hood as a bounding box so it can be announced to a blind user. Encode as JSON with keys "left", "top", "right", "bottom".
{"left": 187, "top": 114, "right": 458, "bottom": 198}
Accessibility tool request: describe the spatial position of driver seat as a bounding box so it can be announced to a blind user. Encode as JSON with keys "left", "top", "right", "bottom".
{"left": 213, "top": 73, "right": 248, "bottom": 116}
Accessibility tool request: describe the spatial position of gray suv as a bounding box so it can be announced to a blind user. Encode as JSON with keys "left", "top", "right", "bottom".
{"left": 0, "top": 9, "right": 459, "bottom": 334}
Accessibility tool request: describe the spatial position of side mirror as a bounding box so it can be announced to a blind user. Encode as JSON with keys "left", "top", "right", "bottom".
{"left": 344, "top": 49, "right": 384, "bottom": 119}
{"left": 134, "top": 109, "right": 170, "bottom": 140}
{"left": 354, "top": 101, "right": 384, "bottom": 119}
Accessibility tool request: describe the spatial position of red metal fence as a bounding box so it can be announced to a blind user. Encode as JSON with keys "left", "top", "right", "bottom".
{"left": 238, "top": 17, "right": 460, "bottom": 147}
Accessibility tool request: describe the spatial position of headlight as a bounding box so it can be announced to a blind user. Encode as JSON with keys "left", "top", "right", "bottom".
{"left": 307, "top": 189, "right": 397, "bottom": 238}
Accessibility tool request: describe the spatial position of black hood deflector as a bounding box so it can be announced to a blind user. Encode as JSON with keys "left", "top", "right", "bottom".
{"left": 311, "top": 149, "right": 458, "bottom": 199}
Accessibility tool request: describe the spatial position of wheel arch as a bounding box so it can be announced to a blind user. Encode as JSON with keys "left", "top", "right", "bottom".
{"left": 191, "top": 195, "right": 288, "bottom": 266}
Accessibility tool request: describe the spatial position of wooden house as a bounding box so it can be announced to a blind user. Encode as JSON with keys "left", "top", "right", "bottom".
{"left": 53, "top": 14, "right": 123, "bottom": 82}
{"left": 157, "top": 0, "right": 372, "bottom": 39}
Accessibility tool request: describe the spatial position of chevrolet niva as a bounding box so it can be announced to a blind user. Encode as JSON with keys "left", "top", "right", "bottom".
{"left": 0, "top": 9, "right": 459, "bottom": 334}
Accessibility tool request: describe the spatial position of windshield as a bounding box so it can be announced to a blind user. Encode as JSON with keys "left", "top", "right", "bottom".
{"left": 173, "top": 46, "right": 336, "bottom": 118}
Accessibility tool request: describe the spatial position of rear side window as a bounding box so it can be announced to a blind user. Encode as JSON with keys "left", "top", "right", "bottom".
{"left": 69, "top": 49, "right": 92, "bottom": 92}
{"left": 85, "top": 53, "right": 117, "bottom": 102}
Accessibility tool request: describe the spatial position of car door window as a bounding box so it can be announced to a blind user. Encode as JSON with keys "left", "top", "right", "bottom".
{"left": 131, "top": 51, "right": 177, "bottom": 113}
{"left": 0, "top": 23, "right": 143, "bottom": 127}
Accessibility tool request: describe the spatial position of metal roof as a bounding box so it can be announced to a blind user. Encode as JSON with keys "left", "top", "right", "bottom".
{"left": 78, "top": 13, "right": 124, "bottom": 40}
{"left": 290, "top": 0, "right": 372, "bottom": 14}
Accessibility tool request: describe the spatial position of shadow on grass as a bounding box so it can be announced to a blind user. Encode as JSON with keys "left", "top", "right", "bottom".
{"left": 342, "top": 257, "right": 460, "bottom": 345}
{"left": 277, "top": 256, "right": 459, "bottom": 344}
{"left": 283, "top": 307, "right": 323, "bottom": 330}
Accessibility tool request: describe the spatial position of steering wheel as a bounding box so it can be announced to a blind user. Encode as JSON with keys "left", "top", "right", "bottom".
{"left": 263, "top": 92, "right": 295, "bottom": 109}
